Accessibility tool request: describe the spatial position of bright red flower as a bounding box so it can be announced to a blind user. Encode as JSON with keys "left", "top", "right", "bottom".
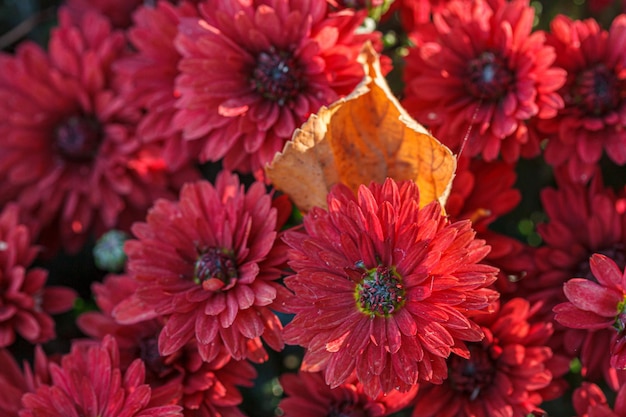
{"left": 573, "top": 382, "right": 626, "bottom": 417}
{"left": 19, "top": 336, "right": 182, "bottom": 417}
{"left": 282, "top": 178, "right": 498, "bottom": 398}
{"left": 411, "top": 298, "right": 556, "bottom": 417}
{"left": 522, "top": 169, "right": 626, "bottom": 389}
{"left": 173, "top": 0, "right": 379, "bottom": 177}
{"left": 554, "top": 254, "right": 626, "bottom": 370}
{"left": 0, "top": 8, "right": 199, "bottom": 254}
{"left": 279, "top": 371, "right": 417, "bottom": 417}
{"left": 540, "top": 14, "right": 626, "bottom": 183}
{"left": 0, "top": 204, "right": 76, "bottom": 347}
{"left": 78, "top": 274, "right": 257, "bottom": 417}
{"left": 114, "top": 172, "right": 293, "bottom": 363}
{"left": 402, "top": 0, "right": 566, "bottom": 162}
{"left": 115, "top": 1, "right": 200, "bottom": 171}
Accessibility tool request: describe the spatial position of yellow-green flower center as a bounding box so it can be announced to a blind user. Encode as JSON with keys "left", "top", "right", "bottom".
{"left": 354, "top": 263, "right": 405, "bottom": 318}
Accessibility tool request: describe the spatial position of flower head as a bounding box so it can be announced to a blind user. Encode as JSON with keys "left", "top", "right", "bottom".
{"left": 19, "top": 336, "right": 183, "bottom": 417}
{"left": 411, "top": 298, "right": 557, "bottom": 417}
{"left": 554, "top": 254, "right": 626, "bottom": 370}
{"left": 279, "top": 371, "right": 417, "bottom": 417}
{"left": 573, "top": 382, "right": 626, "bottom": 417}
{"left": 282, "top": 178, "right": 498, "bottom": 397}
{"left": 0, "top": 347, "right": 51, "bottom": 417}
{"left": 114, "top": 172, "right": 293, "bottom": 363}
{"left": 402, "top": 0, "right": 565, "bottom": 162}
{"left": 0, "top": 204, "right": 76, "bottom": 347}
{"left": 0, "top": 8, "right": 198, "bottom": 254}
{"left": 540, "top": 14, "right": 626, "bottom": 183}
{"left": 173, "top": 0, "right": 380, "bottom": 176}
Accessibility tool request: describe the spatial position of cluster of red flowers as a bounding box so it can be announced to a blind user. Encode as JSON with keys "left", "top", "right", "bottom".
{"left": 0, "top": 0, "right": 626, "bottom": 416}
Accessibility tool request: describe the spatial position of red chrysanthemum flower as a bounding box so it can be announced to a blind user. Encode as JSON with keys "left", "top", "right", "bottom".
{"left": 402, "top": 0, "right": 566, "bottom": 162}
{"left": 0, "top": 204, "right": 76, "bottom": 347}
{"left": 573, "top": 382, "right": 626, "bottom": 417}
{"left": 0, "top": 347, "right": 51, "bottom": 417}
{"left": 0, "top": 8, "right": 199, "bottom": 254}
{"left": 78, "top": 274, "right": 257, "bottom": 417}
{"left": 554, "top": 254, "right": 626, "bottom": 370}
{"left": 411, "top": 298, "right": 555, "bottom": 417}
{"left": 383, "top": 0, "right": 451, "bottom": 32}
{"left": 115, "top": 1, "right": 200, "bottom": 171}
{"left": 539, "top": 14, "right": 626, "bottom": 183}
{"left": 279, "top": 371, "right": 417, "bottom": 417}
{"left": 282, "top": 178, "right": 499, "bottom": 398}
{"left": 445, "top": 156, "right": 534, "bottom": 295}
{"left": 173, "top": 0, "right": 380, "bottom": 176}
{"left": 19, "top": 336, "right": 182, "bottom": 417}
{"left": 114, "top": 172, "right": 293, "bottom": 363}
{"left": 64, "top": 0, "right": 145, "bottom": 28}
{"left": 521, "top": 169, "right": 626, "bottom": 389}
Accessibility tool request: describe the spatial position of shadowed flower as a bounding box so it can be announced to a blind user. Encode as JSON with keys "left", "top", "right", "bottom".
{"left": 540, "top": 14, "right": 626, "bottom": 183}
{"left": 0, "top": 347, "right": 51, "bottom": 417}
{"left": 573, "top": 382, "right": 626, "bottom": 417}
{"left": 402, "top": 0, "right": 565, "bottom": 162}
{"left": 64, "top": 0, "right": 145, "bottom": 27}
{"left": 554, "top": 254, "right": 626, "bottom": 371}
{"left": 279, "top": 371, "right": 418, "bottom": 417}
{"left": 114, "top": 172, "right": 293, "bottom": 363}
{"left": 19, "top": 336, "right": 183, "bottom": 417}
{"left": 282, "top": 178, "right": 498, "bottom": 398}
{"left": 0, "top": 8, "right": 199, "bottom": 254}
{"left": 0, "top": 204, "right": 76, "bottom": 347}
{"left": 411, "top": 298, "right": 556, "bottom": 417}
{"left": 78, "top": 274, "right": 257, "bottom": 417}
{"left": 173, "top": 0, "right": 380, "bottom": 176}
{"left": 521, "top": 169, "right": 626, "bottom": 389}
{"left": 115, "top": 1, "right": 200, "bottom": 171}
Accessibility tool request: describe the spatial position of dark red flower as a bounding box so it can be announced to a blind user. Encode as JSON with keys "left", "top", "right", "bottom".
{"left": 0, "top": 204, "right": 76, "bottom": 347}
{"left": 282, "top": 178, "right": 498, "bottom": 398}
{"left": 279, "top": 371, "right": 417, "bottom": 417}
{"left": 411, "top": 298, "right": 556, "bottom": 417}
{"left": 573, "top": 382, "right": 626, "bottom": 417}
{"left": 64, "top": 0, "right": 144, "bottom": 28}
{"left": 402, "top": 0, "right": 565, "bottom": 162}
{"left": 522, "top": 169, "right": 626, "bottom": 389}
{"left": 540, "top": 14, "right": 626, "bottom": 183}
{"left": 19, "top": 336, "right": 183, "bottom": 417}
{"left": 115, "top": 1, "right": 201, "bottom": 171}
{"left": 78, "top": 274, "right": 257, "bottom": 417}
{"left": 0, "top": 8, "right": 199, "bottom": 254}
{"left": 114, "top": 172, "right": 292, "bottom": 363}
{"left": 554, "top": 254, "right": 626, "bottom": 371}
{"left": 173, "top": 0, "right": 380, "bottom": 176}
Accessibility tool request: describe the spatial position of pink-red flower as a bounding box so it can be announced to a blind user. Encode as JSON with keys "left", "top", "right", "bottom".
{"left": 411, "top": 298, "right": 556, "bottom": 417}
{"left": 402, "top": 0, "right": 566, "bottom": 162}
{"left": 64, "top": 0, "right": 145, "bottom": 27}
{"left": 0, "top": 8, "right": 199, "bottom": 254}
{"left": 78, "top": 274, "right": 257, "bottom": 417}
{"left": 0, "top": 204, "right": 76, "bottom": 347}
{"left": 573, "top": 382, "right": 626, "bottom": 417}
{"left": 0, "top": 347, "right": 51, "bottom": 417}
{"left": 282, "top": 178, "right": 499, "bottom": 398}
{"left": 19, "top": 336, "right": 183, "bottom": 417}
{"left": 554, "top": 254, "right": 626, "bottom": 370}
{"left": 540, "top": 14, "right": 626, "bottom": 183}
{"left": 279, "top": 371, "right": 417, "bottom": 417}
{"left": 114, "top": 1, "right": 200, "bottom": 171}
{"left": 173, "top": 0, "right": 380, "bottom": 176}
{"left": 114, "top": 172, "right": 293, "bottom": 363}
{"left": 521, "top": 169, "right": 626, "bottom": 389}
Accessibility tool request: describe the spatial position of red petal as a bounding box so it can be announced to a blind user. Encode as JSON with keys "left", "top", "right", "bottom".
{"left": 563, "top": 279, "right": 621, "bottom": 317}
{"left": 553, "top": 302, "right": 613, "bottom": 329}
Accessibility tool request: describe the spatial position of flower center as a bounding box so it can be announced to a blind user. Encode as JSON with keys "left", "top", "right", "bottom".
{"left": 465, "top": 51, "right": 513, "bottom": 101}
{"left": 570, "top": 63, "right": 620, "bottom": 116}
{"left": 193, "top": 247, "right": 238, "bottom": 285}
{"left": 250, "top": 48, "right": 304, "bottom": 106}
{"left": 54, "top": 115, "right": 102, "bottom": 163}
{"left": 448, "top": 344, "right": 497, "bottom": 401}
{"left": 354, "top": 263, "right": 405, "bottom": 318}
